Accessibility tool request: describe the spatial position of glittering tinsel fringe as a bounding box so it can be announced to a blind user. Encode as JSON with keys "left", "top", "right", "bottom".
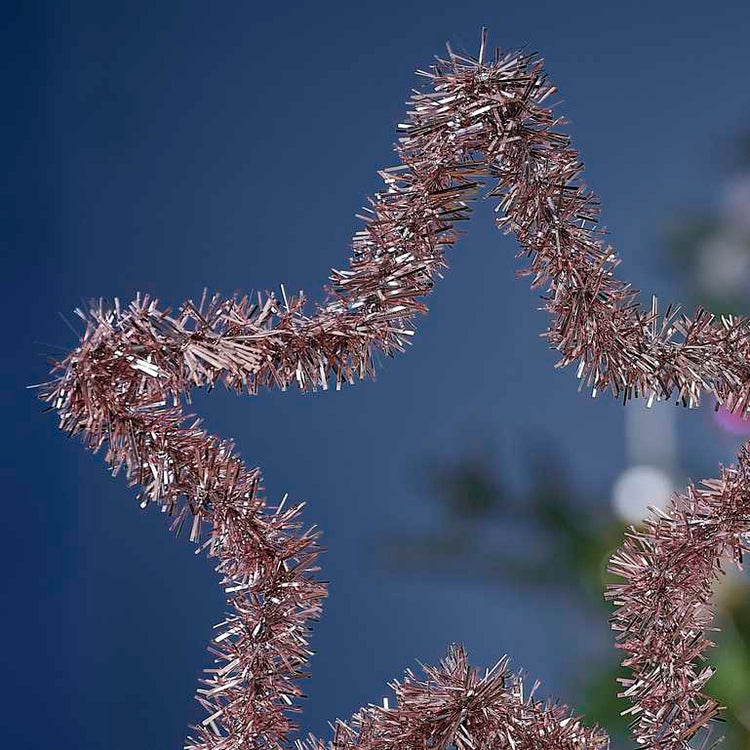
{"left": 40, "top": 29, "right": 750, "bottom": 750}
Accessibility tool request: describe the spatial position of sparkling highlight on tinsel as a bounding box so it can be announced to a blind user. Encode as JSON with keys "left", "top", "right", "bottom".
{"left": 40, "top": 29, "right": 750, "bottom": 750}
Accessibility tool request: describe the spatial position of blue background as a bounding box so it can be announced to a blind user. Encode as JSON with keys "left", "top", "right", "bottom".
{"left": 4, "top": 1, "right": 750, "bottom": 747}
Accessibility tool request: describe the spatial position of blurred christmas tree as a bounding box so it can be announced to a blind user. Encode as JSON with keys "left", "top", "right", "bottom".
{"left": 386, "top": 129, "right": 750, "bottom": 748}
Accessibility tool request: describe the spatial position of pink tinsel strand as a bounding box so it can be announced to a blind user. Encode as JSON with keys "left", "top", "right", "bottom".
{"left": 40, "top": 30, "right": 750, "bottom": 750}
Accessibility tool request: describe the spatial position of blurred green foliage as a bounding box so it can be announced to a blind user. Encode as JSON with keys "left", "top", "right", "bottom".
{"left": 387, "top": 445, "right": 750, "bottom": 747}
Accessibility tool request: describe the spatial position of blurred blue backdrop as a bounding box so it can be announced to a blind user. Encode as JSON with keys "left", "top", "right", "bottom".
{"left": 4, "top": 1, "right": 750, "bottom": 747}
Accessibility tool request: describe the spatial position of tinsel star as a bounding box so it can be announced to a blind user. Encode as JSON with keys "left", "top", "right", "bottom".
{"left": 41, "top": 29, "right": 750, "bottom": 750}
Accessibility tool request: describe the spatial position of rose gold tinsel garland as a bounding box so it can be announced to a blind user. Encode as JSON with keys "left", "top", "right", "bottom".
{"left": 40, "top": 30, "right": 750, "bottom": 750}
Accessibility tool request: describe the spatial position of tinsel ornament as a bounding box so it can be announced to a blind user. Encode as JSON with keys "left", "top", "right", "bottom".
{"left": 40, "top": 29, "right": 750, "bottom": 750}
